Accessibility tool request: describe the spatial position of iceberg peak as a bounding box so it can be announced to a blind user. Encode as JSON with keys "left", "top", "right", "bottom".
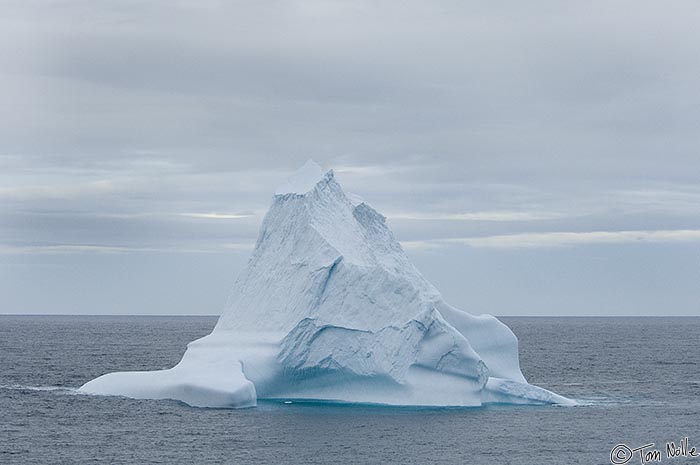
{"left": 274, "top": 159, "right": 327, "bottom": 196}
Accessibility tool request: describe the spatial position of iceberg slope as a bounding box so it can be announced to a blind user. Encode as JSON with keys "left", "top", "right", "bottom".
{"left": 81, "top": 160, "right": 573, "bottom": 408}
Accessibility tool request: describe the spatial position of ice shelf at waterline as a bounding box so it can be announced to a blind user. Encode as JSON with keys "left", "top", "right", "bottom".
{"left": 80, "top": 160, "right": 574, "bottom": 408}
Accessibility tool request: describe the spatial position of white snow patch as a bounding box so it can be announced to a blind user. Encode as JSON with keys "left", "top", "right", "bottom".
{"left": 274, "top": 159, "right": 325, "bottom": 195}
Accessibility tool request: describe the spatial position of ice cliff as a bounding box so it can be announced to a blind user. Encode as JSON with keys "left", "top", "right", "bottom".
{"left": 80, "top": 160, "right": 573, "bottom": 408}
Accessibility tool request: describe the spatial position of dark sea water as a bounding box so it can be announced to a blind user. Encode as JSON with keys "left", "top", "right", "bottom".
{"left": 1, "top": 316, "right": 699, "bottom": 465}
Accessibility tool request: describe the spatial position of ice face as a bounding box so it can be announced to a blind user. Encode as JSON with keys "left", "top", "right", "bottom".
{"left": 80, "top": 163, "right": 574, "bottom": 408}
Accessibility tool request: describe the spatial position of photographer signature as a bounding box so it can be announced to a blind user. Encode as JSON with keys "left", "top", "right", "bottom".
{"left": 611, "top": 438, "right": 699, "bottom": 464}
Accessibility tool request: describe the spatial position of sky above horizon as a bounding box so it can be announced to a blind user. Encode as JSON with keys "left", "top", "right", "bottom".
{"left": 2, "top": 0, "right": 700, "bottom": 316}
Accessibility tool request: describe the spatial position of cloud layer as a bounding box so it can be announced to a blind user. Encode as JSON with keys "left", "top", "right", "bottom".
{"left": 2, "top": 1, "right": 699, "bottom": 315}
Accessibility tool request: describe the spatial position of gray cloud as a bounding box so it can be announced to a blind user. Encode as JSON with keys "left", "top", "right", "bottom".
{"left": 402, "top": 229, "right": 700, "bottom": 250}
{"left": 2, "top": 0, "right": 699, "bottom": 315}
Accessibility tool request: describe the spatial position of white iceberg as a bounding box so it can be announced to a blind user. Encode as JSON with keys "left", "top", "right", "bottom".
{"left": 81, "top": 160, "right": 573, "bottom": 408}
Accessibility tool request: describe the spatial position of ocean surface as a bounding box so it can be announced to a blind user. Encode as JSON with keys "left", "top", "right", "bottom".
{"left": 1, "top": 316, "right": 699, "bottom": 465}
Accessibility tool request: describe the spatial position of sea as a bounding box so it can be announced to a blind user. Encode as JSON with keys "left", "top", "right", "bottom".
{"left": 1, "top": 315, "right": 699, "bottom": 465}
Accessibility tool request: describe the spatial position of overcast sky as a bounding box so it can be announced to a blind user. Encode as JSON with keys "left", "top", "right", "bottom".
{"left": 2, "top": 0, "right": 699, "bottom": 316}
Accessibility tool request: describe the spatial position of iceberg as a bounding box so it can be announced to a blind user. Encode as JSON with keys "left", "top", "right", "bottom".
{"left": 80, "top": 160, "right": 574, "bottom": 408}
